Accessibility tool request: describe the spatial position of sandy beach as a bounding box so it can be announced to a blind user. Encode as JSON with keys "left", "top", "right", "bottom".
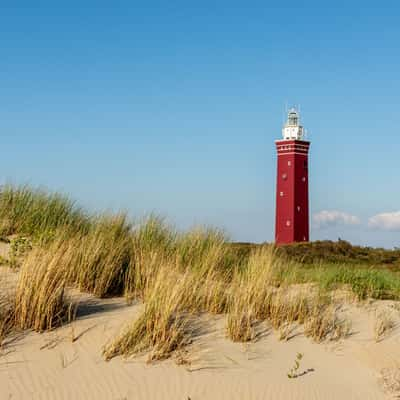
{"left": 1, "top": 289, "right": 399, "bottom": 400}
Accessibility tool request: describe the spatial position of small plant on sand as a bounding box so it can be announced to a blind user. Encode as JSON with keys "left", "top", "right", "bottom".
{"left": 287, "top": 352, "right": 303, "bottom": 379}
{"left": 9, "top": 236, "right": 32, "bottom": 268}
{"left": 374, "top": 309, "right": 395, "bottom": 342}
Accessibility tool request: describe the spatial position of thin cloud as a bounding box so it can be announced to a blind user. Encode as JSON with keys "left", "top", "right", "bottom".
{"left": 313, "top": 210, "right": 360, "bottom": 229}
{"left": 368, "top": 211, "right": 400, "bottom": 231}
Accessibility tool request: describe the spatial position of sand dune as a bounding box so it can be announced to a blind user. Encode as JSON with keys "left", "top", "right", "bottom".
{"left": 1, "top": 291, "right": 399, "bottom": 400}
{"left": 1, "top": 236, "right": 399, "bottom": 399}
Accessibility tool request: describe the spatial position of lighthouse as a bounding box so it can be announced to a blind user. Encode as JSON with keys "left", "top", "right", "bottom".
{"left": 275, "top": 108, "right": 310, "bottom": 245}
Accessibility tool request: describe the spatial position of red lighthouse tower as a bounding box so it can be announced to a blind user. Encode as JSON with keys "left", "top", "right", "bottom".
{"left": 275, "top": 108, "right": 310, "bottom": 245}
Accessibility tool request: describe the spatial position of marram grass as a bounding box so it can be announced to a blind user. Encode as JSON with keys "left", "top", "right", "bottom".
{"left": 0, "top": 290, "right": 13, "bottom": 346}
{"left": 103, "top": 266, "right": 195, "bottom": 362}
{"left": 0, "top": 184, "right": 90, "bottom": 242}
{"left": 66, "top": 213, "right": 133, "bottom": 297}
{"left": 0, "top": 184, "right": 399, "bottom": 360}
{"left": 14, "top": 242, "right": 74, "bottom": 332}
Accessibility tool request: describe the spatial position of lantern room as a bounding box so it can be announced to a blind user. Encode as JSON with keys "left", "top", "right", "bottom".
{"left": 282, "top": 108, "right": 304, "bottom": 140}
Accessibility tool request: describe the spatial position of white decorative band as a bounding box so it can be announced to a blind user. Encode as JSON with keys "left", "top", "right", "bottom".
{"left": 277, "top": 152, "right": 310, "bottom": 156}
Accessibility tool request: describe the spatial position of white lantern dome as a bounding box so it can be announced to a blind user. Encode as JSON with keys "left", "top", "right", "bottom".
{"left": 282, "top": 108, "right": 304, "bottom": 140}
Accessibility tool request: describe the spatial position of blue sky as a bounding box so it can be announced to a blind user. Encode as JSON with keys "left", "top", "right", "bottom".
{"left": 1, "top": 1, "right": 399, "bottom": 247}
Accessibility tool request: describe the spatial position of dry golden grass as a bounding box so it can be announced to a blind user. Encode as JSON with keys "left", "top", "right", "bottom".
{"left": 125, "top": 225, "right": 233, "bottom": 312}
{"left": 226, "top": 303, "right": 256, "bottom": 342}
{"left": 225, "top": 248, "right": 351, "bottom": 343}
{"left": 104, "top": 229, "right": 239, "bottom": 359}
{"left": 0, "top": 185, "right": 363, "bottom": 360}
{"left": 1, "top": 210, "right": 353, "bottom": 358}
{"left": 225, "top": 248, "right": 274, "bottom": 342}
{"left": 374, "top": 309, "right": 395, "bottom": 342}
{"left": 226, "top": 248, "right": 315, "bottom": 342}
{"left": 124, "top": 217, "right": 177, "bottom": 301}
{"left": 103, "top": 265, "right": 195, "bottom": 362}
{"left": 194, "top": 274, "right": 229, "bottom": 315}
{"left": 0, "top": 290, "right": 13, "bottom": 347}
{"left": 268, "top": 290, "right": 308, "bottom": 331}
{"left": 184, "top": 234, "right": 233, "bottom": 315}
{"left": 225, "top": 248, "right": 275, "bottom": 341}
{"left": 66, "top": 214, "right": 133, "bottom": 297}
{"left": 13, "top": 243, "right": 75, "bottom": 332}
{"left": 304, "top": 300, "right": 350, "bottom": 342}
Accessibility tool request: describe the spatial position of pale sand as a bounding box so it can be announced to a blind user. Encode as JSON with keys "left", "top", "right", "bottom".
{"left": 0, "top": 292, "right": 399, "bottom": 400}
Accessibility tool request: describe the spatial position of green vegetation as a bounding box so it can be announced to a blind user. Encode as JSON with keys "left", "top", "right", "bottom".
{"left": 287, "top": 353, "right": 303, "bottom": 379}
{"left": 233, "top": 241, "right": 400, "bottom": 300}
{"left": 0, "top": 184, "right": 90, "bottom": 242}
{"left": 282, "top": 240, "right": 400, "bottom": 267}
{"left": 0, "top": 184, "right": 399, "bottom": 361}
{"left": 9, "top": 236, "right": 32, "bottom": 268}
{"left": 290, "top": 264, "right": 400, "bottom": 300}
{"left": 233, "top": 240, "right": 400, "bottom": 270}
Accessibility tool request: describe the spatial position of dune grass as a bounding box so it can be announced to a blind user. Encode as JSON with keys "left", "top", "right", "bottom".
{"left": 226, "top": 247, "right": 277, "bottom": 341}
{"left": 104, "top": 265, "right": 195, "bottom": 361}
{"left": 0, "top": 290, "right": 13, "bottom": 347}
{"left": 14, "top": 242, "right": 75, "bottom": 332}
{"left": 224, "top": 248, "right": 351, "bottom": 343}
{"left": 0, "top": 184, "right": 398, "bottom": 360}
{"left": 374, "top": 309, "right": 395, "bottom": 342}
{"left": 0, "top": 184, "right": 90, "bottom": 242}
{"left": 106, "top": 245, "right": 352, "bottom": 357}
{"left": 66, "top": 214, "right": 133, "bottom": 297}
{"left": 125, "top": 216, "right": 177, "bottom": 301}
{"left": 303, "top": 298, "right": 351, "bottom": 342}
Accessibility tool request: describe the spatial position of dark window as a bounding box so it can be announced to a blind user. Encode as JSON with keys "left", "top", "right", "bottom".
{"left": 303, "top": 160, "right": 308, "bottom": 169}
